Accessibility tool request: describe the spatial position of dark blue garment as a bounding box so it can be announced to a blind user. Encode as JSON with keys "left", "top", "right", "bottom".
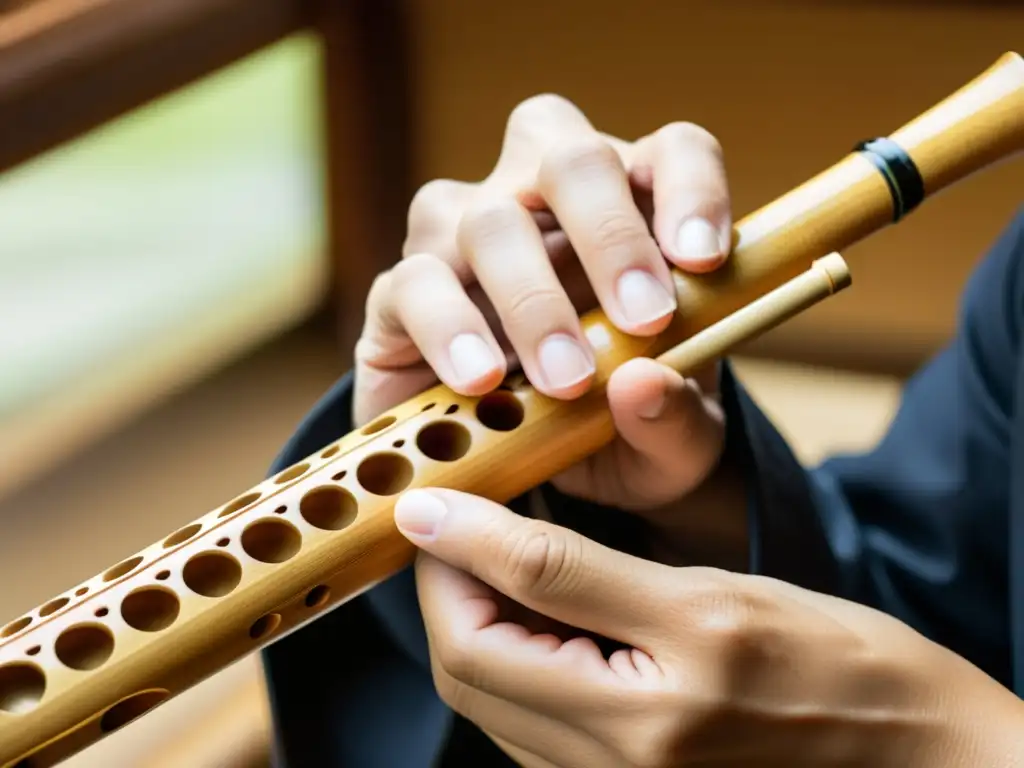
{"left": 261, "top": 208, "right": 1024, "bottom": 766}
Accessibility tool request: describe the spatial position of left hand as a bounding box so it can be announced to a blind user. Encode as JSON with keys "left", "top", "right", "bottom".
{"left": 394, "top": 489, "right": 1024, "bottom": 768}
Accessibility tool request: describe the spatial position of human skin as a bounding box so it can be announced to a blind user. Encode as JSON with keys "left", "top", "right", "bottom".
{"left": 351, "top": 93, "right": 1024, "bottom": 766}
{"left": 391, "top": 488, "right": 1024, "bottom": 768}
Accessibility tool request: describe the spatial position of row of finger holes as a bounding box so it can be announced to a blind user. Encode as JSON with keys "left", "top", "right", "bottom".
{"left": 0, "top": 482, "right": 266, "bottom": 640}
{"left": 0, "top": 551, "right": 153, "bottom": 641}
{"left": 0, "top": 391, "right": 527, "bottom": 714}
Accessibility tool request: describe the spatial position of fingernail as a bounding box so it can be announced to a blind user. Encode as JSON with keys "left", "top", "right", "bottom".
{"left": 449, "top": 333, "right": 498, "bottom": 383}
{"left": 676, "top": 218, "right": 724, "bottom": 263}
{"left": 616, "top": 269, "right": 676, "bottom": 325}
{"left": 394, "top": 490, "right": 448, "bottom": 541}
{"left": 538, "top": 334, "right": 595, "bottom": 390}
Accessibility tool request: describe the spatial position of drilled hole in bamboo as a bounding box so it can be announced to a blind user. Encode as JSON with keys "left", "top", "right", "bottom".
{"left": 218, "top": 491, "right": 262, "bottom": 519}
{"left": 94, "top": 608, "right": 108, "bottom": 618}
{"left": 182, "top": 552, "right": 242, "bottom": 598}
{"left": 103, "top": 556, "right": 143, "bottom": 582}
{"left": 2, "top": 618, "right": 30, "bottom": 638}
{"left": 476, "top": 391, "right": 525, "bottom": 431}
{"left": 249, "top": 613, "right": 281, "bottom": 640}
{"left": 305, "top": 585, "right": 330, "bottom": 608}
{"left": 217, "top": 537, "right": 230, "bottom": 547}
{"left": 75, "top": 587, "right": 89, "bottom": 597}
{"left": 331, "top": 471, "right": 347, "bottom": 482}
{"left": 163, "top": 523, "right": 202, "bottom": 549}
{"left": 0, "top": 663, "right": 45, "bottom": 713}
{"left": 416, "top": 420, "right": 472, "bottom": 462}
{"left": 121, "top": 587, "right": 180, "bottom": 632}
{"left": 362, "top": 415, "right": 396, "bottom": 435}
{"left": 25, "top": 646, "right": 39, "bottom": 657}
{"left": 300, "top": 487, "right": 358, "bottom": 531}
{"left": 156, "top": 570, "right": 170, "bottom": 581}
{"left": 241, "top": 519, "right": 301, "bottom": 564}
{"left": 100, "top": 690, "right": 169, "bottom": 733}
{"left": 274, "top": 462, "right": 309, "bottom": 484}
{"left": 38, "top": 598, "right": 69, "bottom": 618}
{"left": 356, "top": 453, "right": 414, "bottom": 496}
{"left": 321, "top": 444, "right": 340, "bottom": 459}
{"left": 54, "top": 624, "right": 114, "bottom": 671}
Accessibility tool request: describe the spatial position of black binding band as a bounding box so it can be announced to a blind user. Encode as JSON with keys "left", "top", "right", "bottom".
{"left": 853, "top": 137, "right": 924, "bottom": 222}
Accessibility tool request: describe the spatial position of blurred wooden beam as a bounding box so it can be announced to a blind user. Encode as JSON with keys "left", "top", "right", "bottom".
{"left": 312, "top": 0, "right": 415, "bottom": 365}
{"left": 0, "top": 0, "right": 309, "bottom": 173}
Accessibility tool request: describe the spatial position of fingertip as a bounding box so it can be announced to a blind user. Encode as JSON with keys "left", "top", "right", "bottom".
{"left": 394, "top": 488, "right": 448, "bottom": 543}
{"left": 607, "top": 358, "right": 682, "bottom": 420}
{"left": 661, "top": 217, "right": 732, "bottom": 274}
{"left": 445, "top": 333, "right": 507, "bottom": 394}
{"left": 529, "top": 332, "right": 597, "bottom": 401}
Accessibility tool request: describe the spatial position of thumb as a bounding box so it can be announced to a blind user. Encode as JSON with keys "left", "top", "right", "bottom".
{"left": 607, "top": 357, "right": 725, "bottom": 498}
{"left": 394, "top": 488, "right": 667, "bottom": 647}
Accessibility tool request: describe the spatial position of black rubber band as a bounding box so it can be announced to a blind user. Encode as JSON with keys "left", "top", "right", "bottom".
{"left": 853, "top": 137, "right": 924, "bottom": 222}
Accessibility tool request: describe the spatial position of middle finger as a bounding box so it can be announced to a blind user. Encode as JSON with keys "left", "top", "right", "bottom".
{"left": 536, "top": 135, "right": 678, "bottom": 336}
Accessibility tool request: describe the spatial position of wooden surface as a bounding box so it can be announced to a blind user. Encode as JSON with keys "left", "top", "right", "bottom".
{"left": 404, "top": 0, "right": 1024, "bottom": 375}
{"left": 314, "top": 0, "right": 416, "bottom": 365}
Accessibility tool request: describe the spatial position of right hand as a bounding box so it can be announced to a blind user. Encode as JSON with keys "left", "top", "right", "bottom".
{"left": 352, "top": 94, "right": 734, "bottom": 517}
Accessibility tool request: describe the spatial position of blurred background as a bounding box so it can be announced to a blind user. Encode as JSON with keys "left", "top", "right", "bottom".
{"left": 0, "top": 0, "right": 1021, "bottom": 765}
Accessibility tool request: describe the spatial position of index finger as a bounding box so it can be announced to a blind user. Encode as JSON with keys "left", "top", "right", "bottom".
{"left": 396, "top": 488, "right": 668, "bottom": 648}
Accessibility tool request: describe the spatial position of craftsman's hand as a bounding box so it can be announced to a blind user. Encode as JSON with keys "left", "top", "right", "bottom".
{"left": 394, "top": 489, "right": 1024, "bottom": 768}
{"left": 353, "top": 94, "right": 732, "bottom": 512}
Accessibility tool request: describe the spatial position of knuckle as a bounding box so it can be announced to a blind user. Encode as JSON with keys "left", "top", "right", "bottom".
{"left": 657, "top": 121, "right": 723, "bottom": 159}
{"left": 507, "top": 93, "right": 583, "bottom": 132}
{"left": 364, "top": 270, "right": 392, "bottom": 312}
{"left": 540, "top": 133, "right": 622, "bottom": 180}
{"left": 499, "top": 523, "right": 579, "bottom": 600}
{"left": 457, "top": 195, "right": 524, "bottom": 249}
{"left": 502, "top": 284, "right": 568, "bottom": 329}
{"left": 409, "top": 178, "right": 464, "bottom": 223}
{"left": 675, "top": 569, "right": 756, "bottom": 643}
{"left": 406, "top": 179, "right": 467, "bottom": 256}
{"left": 590, "top": 210, "right": 651, "bottom": 254}
{"left": 387, "top": 251, "right": 440, "bottom": 292}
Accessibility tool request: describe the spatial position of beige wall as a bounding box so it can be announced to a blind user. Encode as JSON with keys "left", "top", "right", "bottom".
{"left": 406, "top": 0, "right": 1024, "bottom": 372}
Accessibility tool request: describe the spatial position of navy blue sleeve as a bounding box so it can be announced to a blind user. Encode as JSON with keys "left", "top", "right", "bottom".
{"left": 719, "top": 209, "right": 1024, "bottom": 690}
